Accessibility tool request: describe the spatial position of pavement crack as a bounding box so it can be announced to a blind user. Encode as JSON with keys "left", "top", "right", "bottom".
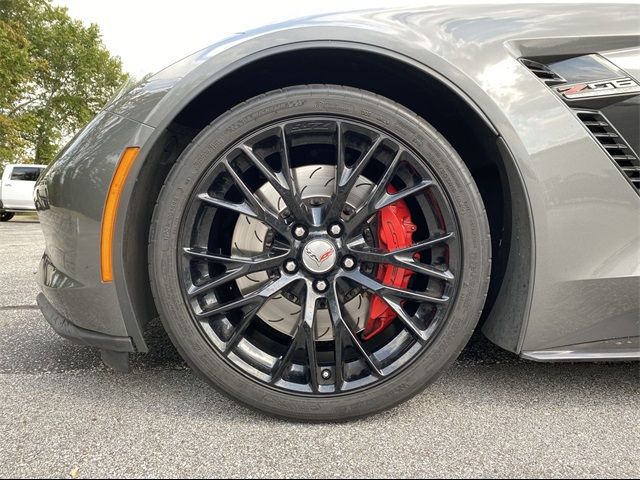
{"left": 0, "top": 305, "right": 40, "bottom": 311}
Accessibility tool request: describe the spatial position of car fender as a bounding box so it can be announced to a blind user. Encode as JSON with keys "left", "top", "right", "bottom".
{"left": 111, "top": 5, "right": 639, "bottom": 354}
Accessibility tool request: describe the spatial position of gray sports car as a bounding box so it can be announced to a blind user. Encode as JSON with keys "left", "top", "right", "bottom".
{"left": 34, "top": 5, "right": 639, "bottom": 420}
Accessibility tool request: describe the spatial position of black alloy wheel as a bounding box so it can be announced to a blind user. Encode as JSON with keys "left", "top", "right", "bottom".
{"left": 150, "top": 85, "right": 491, "bottom": 420}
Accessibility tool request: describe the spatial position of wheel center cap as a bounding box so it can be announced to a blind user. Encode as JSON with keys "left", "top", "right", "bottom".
{"left": 302, "top": 239, "right": 337, "bottom": 274}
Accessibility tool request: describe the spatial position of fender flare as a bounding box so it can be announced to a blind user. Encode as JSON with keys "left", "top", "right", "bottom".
{"left": 112, "top": 40, "right": 535, "bottom": 354}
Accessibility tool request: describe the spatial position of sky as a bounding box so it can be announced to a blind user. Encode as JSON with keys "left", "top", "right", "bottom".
{"left": 52, "top": 0, "right": 406, "bottom": 78}
{"left": 53, "top": 0, "right": 637, "bottom": 78}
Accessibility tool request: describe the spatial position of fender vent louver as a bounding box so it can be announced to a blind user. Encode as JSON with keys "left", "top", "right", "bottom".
{"left": 577, "top": 111, "right": 640, "bottom": 192}
{"left": 520, "top": 58, "right": 565, "bottom": 85}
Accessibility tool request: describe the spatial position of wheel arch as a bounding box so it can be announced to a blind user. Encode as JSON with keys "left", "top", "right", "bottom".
{"left": 116, "top": 44, "right": 534, "bottom": 354}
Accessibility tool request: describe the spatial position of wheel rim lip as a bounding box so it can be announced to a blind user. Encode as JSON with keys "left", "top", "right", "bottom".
{"left": 175, "top": 113, "right": 463, "bottom": 397}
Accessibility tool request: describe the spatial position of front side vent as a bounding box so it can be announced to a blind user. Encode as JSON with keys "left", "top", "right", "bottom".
{"left": 520, "top": 58, "right": 566, "bottom": 85}
{"left": 577, "top": 111, "right": 640, "bottom": 192}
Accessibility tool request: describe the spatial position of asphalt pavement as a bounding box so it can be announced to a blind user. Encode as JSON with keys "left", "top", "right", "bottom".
{"left": 0, "top": 216, "right": 638, "bottom": 478}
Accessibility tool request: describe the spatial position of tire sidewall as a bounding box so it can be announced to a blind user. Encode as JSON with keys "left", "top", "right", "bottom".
{"left": 150, "top": 86, "right": 491, "bottom": 421}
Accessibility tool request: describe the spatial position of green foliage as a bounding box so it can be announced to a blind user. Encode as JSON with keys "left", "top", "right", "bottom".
{"left": 0, "top": 0, "right": 127, "bottom": 167}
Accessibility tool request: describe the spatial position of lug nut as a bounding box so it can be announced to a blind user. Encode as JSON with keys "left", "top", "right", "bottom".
{"left": 321, "top": 369, "right": 332, "bottom": 380}
{"left": 284, "top": 260, "right": 298, "bottom": 273}
{"left": 314, "top": 280, "right": 329, "bottom": 293}
{"left": 328, "top": 222, "right": 343, "bottom": 237}
{"left": 342, "top": 256, "right": 356, "bottom": 270}
{"left": 292, "top": 225, "right": 308, "bottom": 240}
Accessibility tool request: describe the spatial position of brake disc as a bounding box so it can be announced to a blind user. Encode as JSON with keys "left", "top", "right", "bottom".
{"left": 231, "top": 165, "right": 372, "bottom": 341}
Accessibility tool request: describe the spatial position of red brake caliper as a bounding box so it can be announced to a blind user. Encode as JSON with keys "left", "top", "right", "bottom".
{"left": 363, "top": 186, "right": 416, "bottom": 340}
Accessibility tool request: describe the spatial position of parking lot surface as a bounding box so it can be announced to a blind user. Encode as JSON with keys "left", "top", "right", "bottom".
{"left": 0, "top": 217, "right": 638, "bottom": 478}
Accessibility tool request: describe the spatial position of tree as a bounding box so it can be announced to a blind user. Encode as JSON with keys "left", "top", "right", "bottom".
{"left": 0, "top": 2, "right": 33, "bottom": 167}
{"left": 0, "top": 0, "right": 127, "bottom": 167}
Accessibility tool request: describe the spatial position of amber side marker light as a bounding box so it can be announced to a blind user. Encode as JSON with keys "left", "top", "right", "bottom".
{"left": 101, "top": 147, "right": 140, "bottom": 282}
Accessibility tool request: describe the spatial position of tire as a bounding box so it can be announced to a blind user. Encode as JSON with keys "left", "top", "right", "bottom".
{"left": 0, "top": 212, "right": 14, "bottom": 222}
{"left": 149, "top": 85, "right": 491, "bottom": 421}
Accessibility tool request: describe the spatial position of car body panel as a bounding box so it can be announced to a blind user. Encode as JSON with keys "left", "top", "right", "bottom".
{"left": 602, "top": 46, "right": 640, "bottom": 82}
{"left": 36, "top": 4, "right": 640, "bottom": 359}
{"left": 36, "top": 111, "right": 154, "bottom": 343}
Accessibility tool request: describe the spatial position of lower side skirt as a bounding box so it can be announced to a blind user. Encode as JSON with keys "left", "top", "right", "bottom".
{"left": 521, "top": 337, "right": 640, "bottom": 362}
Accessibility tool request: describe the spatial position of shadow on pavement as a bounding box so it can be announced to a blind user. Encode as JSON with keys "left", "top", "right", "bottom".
{"left": 2, "top": 308, "right": 637, "bottom": 420}
{"left": 131, "top": 317, "right": 522, "bottom": 371}
{"left": 0, "top": 215, "right": 39, "bottom": 224}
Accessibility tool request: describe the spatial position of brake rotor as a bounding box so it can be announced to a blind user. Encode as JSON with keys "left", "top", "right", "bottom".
{"left": 231, "top": 165, "right": 372, "bottom": 341}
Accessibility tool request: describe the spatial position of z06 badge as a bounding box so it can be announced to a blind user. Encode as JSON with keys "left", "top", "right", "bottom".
{"left": 557, "top": 77, "right": 640, "bottom": 100}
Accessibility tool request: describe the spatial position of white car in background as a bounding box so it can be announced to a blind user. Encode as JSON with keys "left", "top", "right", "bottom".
{"left": 0, "top": 164, "right": 46, "bottom": 221}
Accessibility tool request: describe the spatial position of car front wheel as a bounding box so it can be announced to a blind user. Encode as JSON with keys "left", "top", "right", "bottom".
{"left": 149, "top": 85, "right": 491, "bottom": 420}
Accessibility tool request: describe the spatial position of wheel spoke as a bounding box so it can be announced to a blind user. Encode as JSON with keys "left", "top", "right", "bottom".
{"left": 302, "top": 285, "right": 321, "bottom": 392}
{"left": 395, "top": 232, "right": 456, "bottom": 254}
{"left": 350, "top": 255, "right": 454, "bottom": 282}
{"left": 277, "top": 125, "right": 307, "bottom": 220}
{"left": 373, "top": 149, "right": 403, "bottom": 197}
{"left": 345, "top": 148, "right": 402, "bottom": 231}
{"left": 184, "top": 248, "right": 288, "bottom": 295}
{"left": 340, "top": 134, "right": 383, "bottom": 188}
{"left": 183, "top": 247, "right": 286, "bottom": 269}
{"left": 349, "top": 232, "right": 456, "bottom": 282}
{"left": 271, "top": 238, "right": 291, "bottom": 254}
{"left": 270, "top": 325, "right": 304, "bottom": 384}
{"left": 325, "top": 128, "right": 384, "bottom": 222}
{"left": 188, "top": 270, "right": 246, "bottom": 297}
{"left": 327, "top": 291, "right": 380, "bottom": 387}
{"left": 239, "top": 144, "right": 284, "bottom": 195}
{"left": 197, "top": 273, "right": 298, "bottom": 318}
{"left": 279, "top": 125, "right": 294, "bottom": 181}
{"left": 393, "top": 259, "right": 454, "bottom": 282}
{"left": 332, "top": 320, "right": 346, "bottom": 390}
{"left": 197, "top": 293, "right": 260, "bottom": 317}
{"left": 223, "top": 302, "right": 262, "bottom": 354}
{"left": 269, "top": 282, "right": 322, "bottom": 390}
{"left": 382, "top": 296, "right": 430, "bottom": 343}
{"left": 341, "top": 269, "right": 449, "bottom": 305}
{"left": 197, "top": 192, "right": 257, "bottom": 219}
{"left": 226, "top": 158, "right": 291, "bottom": 236}
{"left": 344, "top": 151, "right": 433, "bottom": 235}
{"left": 335, "top": 121, "right": 347, "bottom": 188}
{"left": 240, "top": 138, "right": 308, "bottom": 222}
{"left": 375, "top": 179, "right": 433, "bottom": 211}
{"left": 326, "top": 285, "right": 383, "bottom": 378}
{"left": 198, "top": 159, "right": 290, "bottom": 237}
